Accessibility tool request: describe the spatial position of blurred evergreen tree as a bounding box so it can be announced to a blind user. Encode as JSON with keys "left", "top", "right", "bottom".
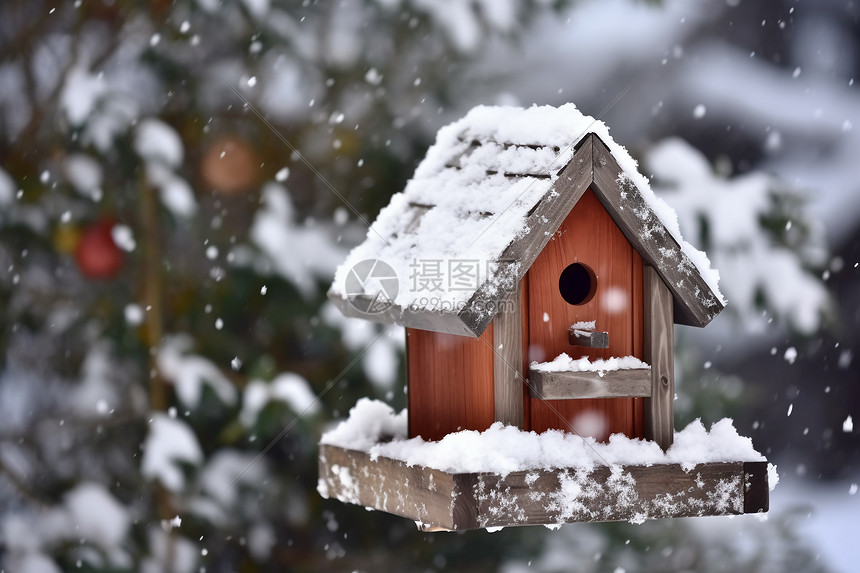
{"left": 0, "top": 1, "right": 837, "bottom": 572}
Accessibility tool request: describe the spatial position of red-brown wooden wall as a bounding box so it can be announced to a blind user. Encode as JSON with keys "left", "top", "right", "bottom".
{"left": 406, "top": 325, "right": 495, "bottom": 441}
{"left": 525, "top": 189, "right": 644, "bottom": 439}
{"left": 405, "top": 189, "right": 645, "bottom": 442}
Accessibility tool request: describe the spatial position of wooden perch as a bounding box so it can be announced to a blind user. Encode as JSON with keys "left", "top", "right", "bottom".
{"left": 568, "top": 326, "right": 609, "bottom": 348}
{"left": 528, "top": 367, "right": 651, "bottom": 400}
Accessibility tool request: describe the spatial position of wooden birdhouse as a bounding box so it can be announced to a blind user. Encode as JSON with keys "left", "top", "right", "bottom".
{"left": 319, "top": 104, "right": 772, "bottom": 531}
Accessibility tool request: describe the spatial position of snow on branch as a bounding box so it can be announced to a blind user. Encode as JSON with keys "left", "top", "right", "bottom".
{"left": 647, "top": 138, "right": 830, "bottom": 333}
{"left": 157, "top": 335, "right": 237, "bottom": 408}
{"left": 141, "top": 413, "right": 204, "bottom": 492}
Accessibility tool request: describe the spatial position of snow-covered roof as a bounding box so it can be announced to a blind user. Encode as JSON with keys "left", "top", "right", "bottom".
{"left": 329, "top": 104, "right": 725, "bottom": 335}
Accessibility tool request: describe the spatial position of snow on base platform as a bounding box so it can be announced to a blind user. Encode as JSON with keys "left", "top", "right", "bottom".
{"left": 317, "top": 400, "right": 772, "bottom": 531}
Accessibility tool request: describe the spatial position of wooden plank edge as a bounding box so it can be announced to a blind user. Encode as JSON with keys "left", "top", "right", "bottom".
{"left": 465, "top": 461, "right": 754, "bottom": 529}
{"left": 327, "top": 289, "right": 481, "bottom": 338}
{"left": 318, "top": 443, "right": 460, "bottom": 530}
{"left": 528, "top": 367, "right": 652, "bottom": 400}
{"left": 319, "top": 444, "right": 768, "bottom": 531}
{"left": 743, "top": 461, "right": 770, "bottom": 514}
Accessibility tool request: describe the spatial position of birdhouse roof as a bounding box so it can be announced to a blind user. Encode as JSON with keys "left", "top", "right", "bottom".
{"left": 329, "top": 104, "right": 725, "bottom": 336}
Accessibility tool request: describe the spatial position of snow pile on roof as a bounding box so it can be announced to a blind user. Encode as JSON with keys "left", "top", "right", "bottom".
{"left": 320, "top": 399, "right": 764, "bottom": 476}
{"left": 330, "top": 103, "right": 724, "bottom": 318}
{"left": 531, "top": 353, "right": 649, "bottom": 374}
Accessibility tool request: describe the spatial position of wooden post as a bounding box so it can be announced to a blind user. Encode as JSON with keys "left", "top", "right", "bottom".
{"left": 492, "top": 283, "right": 524, "bottom": 428}
{"left": 643, "top": 265, "right": 674, "bottom": 450}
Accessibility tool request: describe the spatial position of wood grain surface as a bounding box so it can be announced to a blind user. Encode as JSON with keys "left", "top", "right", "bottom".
{"left": 525, "top": 189, "right": 644, "bottom": 439}
{"left": 493, "top": 284, "right": 524, "bottom": 427}
{"left": 528, "top": 367, "right": 652, "bottom": 400}
{"left": 318, "top": 444, "right": 770, "bottom": 530}
{"left": 643, "top": 265, "right": 675, "bottom": 450}
{"left": 406, "top": 325, "right": 495, "bottom": 440}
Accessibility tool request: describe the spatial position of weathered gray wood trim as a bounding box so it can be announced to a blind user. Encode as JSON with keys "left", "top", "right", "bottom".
{"left": 446, "top": 139, "right": 563, "bottom": 175}
{"left": 643, "top": 265, "right": 675, "bottom": 450}
{"left": 568, "top": 327, "right": 609, "bottom": 348}
{"left": 492, "top": 283, "right": 524, "bottom": 428}
{"left": 528, "top": 367, "right": 651, "bottom": 400}
{"left": 465, "top": 461, "right": 748, "bottom": 528}
{"left": 318, "top": 444, "right": 462, "bottom": 529}
{"left": 457, "top": 137, "right": 594, "bottom": 336}
{"left": 326, "top": 290, "right": 477, "bottom": 337}
{"left": 319, "top": 444, "right": 769, "bottom": 530}
{"left": 588, "top": 135, "right": 724, "bottom": 328}
{"left": 450, "top": 473, "right": 480, "bottom": 530}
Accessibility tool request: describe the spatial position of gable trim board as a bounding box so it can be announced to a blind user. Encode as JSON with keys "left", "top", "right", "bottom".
{"left": 329, "top": 133, "right": 724, "bottom": 337}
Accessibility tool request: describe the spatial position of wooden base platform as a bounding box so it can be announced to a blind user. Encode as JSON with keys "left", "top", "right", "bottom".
{"left": 318, "top": 444, "right": 769, "bottom": 531}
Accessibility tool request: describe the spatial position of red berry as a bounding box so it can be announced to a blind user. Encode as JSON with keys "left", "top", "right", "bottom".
{"left": 75, "top": 219, "right": 124, "bottom": 279}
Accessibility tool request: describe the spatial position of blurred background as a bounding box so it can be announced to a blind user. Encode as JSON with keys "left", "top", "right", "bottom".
{"left": 0, "top": 0, "right": 857, "bottom": 571}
